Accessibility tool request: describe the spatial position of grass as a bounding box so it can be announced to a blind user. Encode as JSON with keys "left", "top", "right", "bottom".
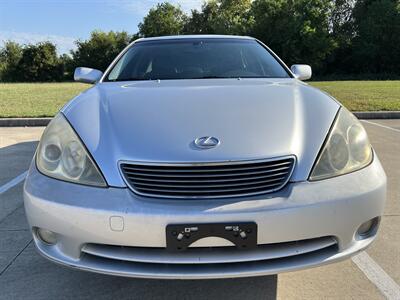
{"left": 0, "top": 81, "right": 399, "bottom": 118}
{"left": 0, "top": 83, "right": 89, "bottom": 118}
{"left": 310, "top": 81, "right": 400, "bottom": 112}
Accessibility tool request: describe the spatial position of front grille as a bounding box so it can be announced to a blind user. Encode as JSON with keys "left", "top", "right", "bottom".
{"left": 120, "top": 156, "right": 295, "bottom": 198}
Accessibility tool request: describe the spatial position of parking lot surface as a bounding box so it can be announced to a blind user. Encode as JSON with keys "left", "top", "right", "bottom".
{"left": 0, "top": 120, "right": 399, "bottom": 299}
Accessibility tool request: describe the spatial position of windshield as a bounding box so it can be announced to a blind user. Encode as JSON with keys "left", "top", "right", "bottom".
{"left": 105, "top": 39, "right": 291, "bottom": 81}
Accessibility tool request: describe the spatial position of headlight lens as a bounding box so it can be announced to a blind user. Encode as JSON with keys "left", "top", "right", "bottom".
{"left": 36, "top": 114, "right": 107, "bottom": 187}
{"left": 309, "top": 108, "right": 372, "bottom": 181}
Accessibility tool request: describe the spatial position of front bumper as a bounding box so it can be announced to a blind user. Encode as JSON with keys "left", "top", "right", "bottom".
{"left": 24, "top": 158, "right": 386, "bottom": 279}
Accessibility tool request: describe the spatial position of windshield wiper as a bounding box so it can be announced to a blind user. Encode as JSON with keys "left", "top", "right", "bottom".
{"left": 188, "top": 76, "right": 238, "bottom": 79}
{"left": 108, "top": 78, "right": 150, "bottom": 82}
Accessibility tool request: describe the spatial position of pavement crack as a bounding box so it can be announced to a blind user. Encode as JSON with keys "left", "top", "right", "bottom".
{"left": 0, "top": 229, "right": 29, "bottom": 232}
{"left": 0, "top": 203, "right": 24, "bottom": 227}
{"left": 0, "top": 238, "right": 32, "bottom": 277}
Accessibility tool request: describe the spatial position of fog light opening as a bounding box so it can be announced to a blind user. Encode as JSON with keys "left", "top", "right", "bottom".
{"left": 357, "top": 217, "right": 380, "bottom": 239}
{"left": 36, "top": 228, "right": 57, "bottom": 245}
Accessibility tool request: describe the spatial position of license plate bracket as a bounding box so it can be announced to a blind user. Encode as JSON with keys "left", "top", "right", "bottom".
{"left": 166, "top": 222, "right": 257, "bottom": 252}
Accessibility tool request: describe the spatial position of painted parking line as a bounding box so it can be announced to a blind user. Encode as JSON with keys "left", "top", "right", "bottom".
{"left": 361, "top": 120, "right": 400, "bottom": 133}
{"left": 352, "top": 252, "right": 400, "bottom": 300}
{"left": 0, "top": 171, "right": 27, "bottom": 194}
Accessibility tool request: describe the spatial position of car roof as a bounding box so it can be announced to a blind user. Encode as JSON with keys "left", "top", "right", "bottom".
{"left": 135, "top": 35, "right": 255, "bottom": 43}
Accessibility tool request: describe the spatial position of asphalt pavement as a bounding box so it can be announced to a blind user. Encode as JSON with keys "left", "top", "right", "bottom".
{"left": 0, "top": 120, "right": 399, "bottom": 300}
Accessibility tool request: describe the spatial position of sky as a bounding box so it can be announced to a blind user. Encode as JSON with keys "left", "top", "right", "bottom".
{"left": 0, "top": 0, "right": 204, "bottom": 54}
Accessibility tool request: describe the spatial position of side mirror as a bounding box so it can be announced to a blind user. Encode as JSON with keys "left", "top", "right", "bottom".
{"left": 74, "top": 67, "right": 103, "bottom": 84}
{"left": 291, "top": 64, "right": 312, "bottom": 81}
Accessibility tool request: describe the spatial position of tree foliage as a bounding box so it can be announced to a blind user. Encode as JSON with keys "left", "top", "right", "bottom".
{"left": 184, "top": 0, "right": 254, "bottom": 35}
{"left": 0, "top": 41, "right": 64, "bottom": 82}
{"left": 183, "top": 2, "right": 219, "bottom": 34}
{"left": 351, "top": 0, "right": 400, "bottom": 74}
{"left": 16, "top": 42, "right": 64, "bottom": 82}
{"left": 250, "top": 0, "right": 335, "bottom": 70}
{"left": 138, "top": 3, "right": 187, "bottom": 37}
{"left": 71, "top": 31, "right": 133, "bottom": 72}
{"left": 1, "top": 0, "right": 399, "bottom": 81}
{"left": 0, "top": 41, "right": 23, "bottom": 81}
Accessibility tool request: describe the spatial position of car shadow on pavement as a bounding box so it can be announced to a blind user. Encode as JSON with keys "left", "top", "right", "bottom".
{"left": 0, "top": 140, "right": 38, "bottom": 186}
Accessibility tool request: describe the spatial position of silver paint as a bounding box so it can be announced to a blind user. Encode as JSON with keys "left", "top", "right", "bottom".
{"left": 24, "top": 35, "right": 386, "bottom": 279}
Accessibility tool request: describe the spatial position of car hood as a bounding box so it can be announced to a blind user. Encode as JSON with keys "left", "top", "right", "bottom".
{"left": 62, "top": 79, "right": 340, "bottom": 187}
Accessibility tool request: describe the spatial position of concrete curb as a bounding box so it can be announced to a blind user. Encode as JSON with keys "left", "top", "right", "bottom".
{"left": 0, "top": 111, "right": 399, "bottom": 127}
{"left": 0, "top": 118, "right": 52, "bottom": 127}
{"left": 353, "top": 111, "right": 400, "bottom": 119}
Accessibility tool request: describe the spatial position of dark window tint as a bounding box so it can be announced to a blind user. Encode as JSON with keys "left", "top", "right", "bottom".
{"left": 106, "top": 39, "right": 290, "bottom": 81}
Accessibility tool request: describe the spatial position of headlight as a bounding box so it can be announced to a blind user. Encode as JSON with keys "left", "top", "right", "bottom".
{"left": 36, "top": 114, "right": 107, "bottom": 187}
{"left": 309, "top": 107, "right": 373, "bottom": 181}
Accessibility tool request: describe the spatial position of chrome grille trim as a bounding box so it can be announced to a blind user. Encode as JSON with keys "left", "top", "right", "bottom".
{"left": 122, "top": 161, "right": 292, "bottom": 173}
{"left": 123, "top": 166, "right": 291, "bottom": 178}
{"left": 125, "top": 171, "right": 288, "bottom": 183}
{"left": 119, "top": 156, "right": 296, "bottom": 199}
{"left": 131, "top": 176, "right": 286, "bottom": 188}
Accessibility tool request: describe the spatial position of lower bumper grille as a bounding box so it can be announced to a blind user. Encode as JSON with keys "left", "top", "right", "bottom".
{"left": 82, "top": 236, "right": 337, "bottom": 265}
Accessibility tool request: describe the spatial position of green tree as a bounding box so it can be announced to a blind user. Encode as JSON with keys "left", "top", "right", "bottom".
{"left": 351, "top": 0, "right": 400, "bottom": 74}
{"left": 0, "top": 41, "right": 23, "bottom": 82}
{"left": 324, "top": 0, "right": 355, "bottom": 74}
{"left": 184, "top": 2, "right": 219, "bottom": 34}
{"left": 59, "top": 53, "right": 74, "bottom": 80}
{"left": 16, "top": 42, "right": 64, "bottom": 82}
{"left": 330, "top": 0, "right": 355, "bottom": 45}
{"left": 250, "top": 0, "right": 335, "bottom": 71}
{"left": 184, "top": 0, "right": 254, "bottom": 35}
{"left": 138, "top": 2, "right": 188, "bottom": 37}
{"left": 71, "top": 31, "right": 132, "bottom": 72}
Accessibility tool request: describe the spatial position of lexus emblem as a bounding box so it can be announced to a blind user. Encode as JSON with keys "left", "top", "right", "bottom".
{"left": 194, "top": 136, "right": 220, "bottom": 149}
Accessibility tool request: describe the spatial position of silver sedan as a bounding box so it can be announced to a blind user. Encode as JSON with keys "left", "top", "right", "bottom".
{"left": 24, "top": 35, "right": 386, "bottom": 279}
